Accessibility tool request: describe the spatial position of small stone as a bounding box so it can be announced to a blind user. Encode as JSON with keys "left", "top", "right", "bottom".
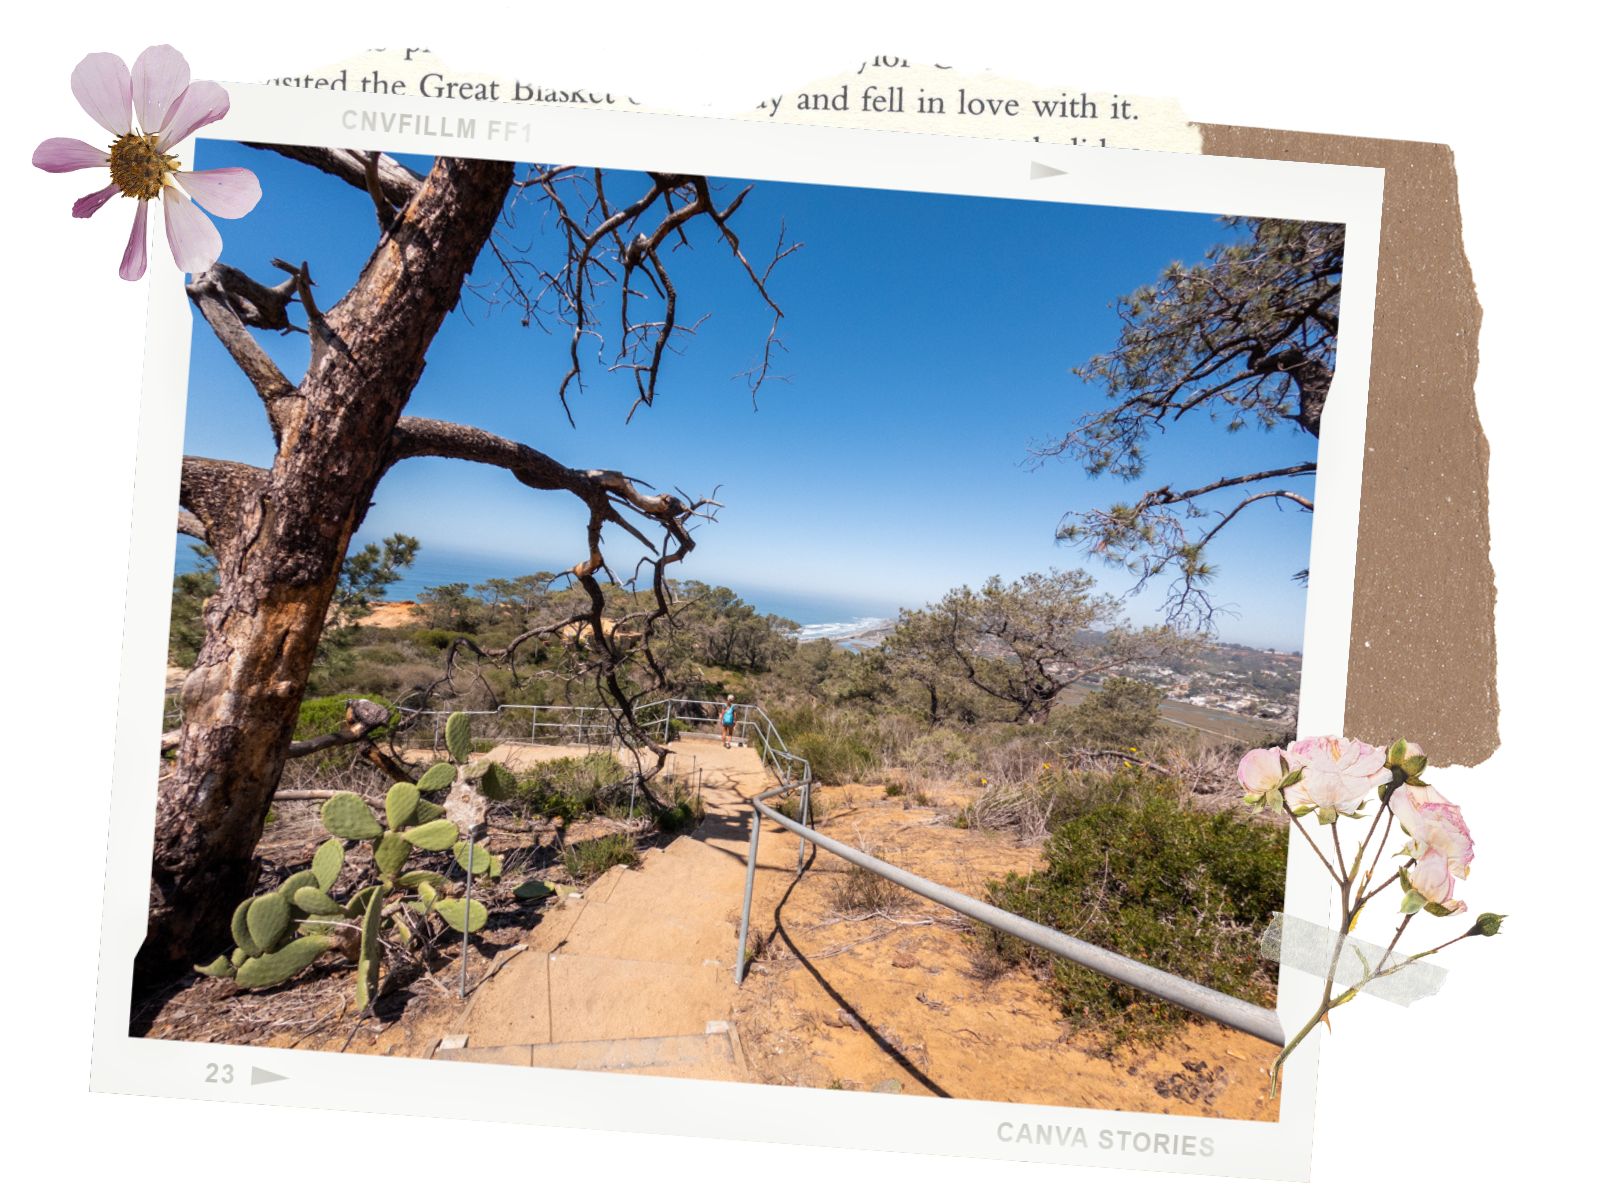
{"left": 892, "top": 952, "right": 916, "bottom": 969}
{"left": 871, "top": 1079, "right": 903, "bottom": 1094}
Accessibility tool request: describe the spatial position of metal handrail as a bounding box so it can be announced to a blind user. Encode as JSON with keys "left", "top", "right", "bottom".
{"left": 734, "top": 780, "right": 1285, "bottom": 1047}
{"left": 393, "top": 696, "right": 1283, "bottom": 1046}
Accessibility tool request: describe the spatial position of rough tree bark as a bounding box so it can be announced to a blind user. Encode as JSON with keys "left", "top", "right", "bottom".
{"left": 137, "top": 152, "right": 789, "bottom": 991}
{"left": 138, "top": 158, "right": 514, "bottom": 987}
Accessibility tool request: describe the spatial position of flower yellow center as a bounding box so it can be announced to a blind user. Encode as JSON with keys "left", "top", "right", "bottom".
{"left": 108, "top": 132, "right": 179, "bottom": 201}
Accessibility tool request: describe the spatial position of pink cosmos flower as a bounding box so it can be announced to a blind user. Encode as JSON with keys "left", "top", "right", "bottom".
{"left": 1390, "top": 782, "right": 1474, "bottom": 913}
{"left": 1237, "top": 747, "right": 1288, "bottom": 795}
{"left": 1283, "top": 735, "right": 1389, "bottom": 820}
{"left": 32, "top": 45, "right": 260, "bottom": 280}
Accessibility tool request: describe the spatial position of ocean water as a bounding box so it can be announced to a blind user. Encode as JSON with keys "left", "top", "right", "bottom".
{"left": 174, "top": 540, "right": 896, "bottom": 641}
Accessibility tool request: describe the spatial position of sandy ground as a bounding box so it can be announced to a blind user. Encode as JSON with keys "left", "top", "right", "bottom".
{"left": 138, "top": 737, "right": 1280, "bottom": 1121}
{"left": 355, "top": 601, "right": 425, "bottom": 629}
{"left": 731, "top": 783, "right": 1281, "bottom": 1119}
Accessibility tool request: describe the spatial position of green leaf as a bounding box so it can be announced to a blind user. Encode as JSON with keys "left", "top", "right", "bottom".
{"left": 1400, "top": 890, "right": 1425, "bottom": 915}
{"left": 513, "top": 879, "right": 555, "bottom": 901}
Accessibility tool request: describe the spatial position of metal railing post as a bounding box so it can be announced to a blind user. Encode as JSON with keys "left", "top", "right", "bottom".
{"left": 734, "top": 806, "right": 763, "bottom": 984}
{"left": 795, "top": 763, "right": 812, "bottom": 876}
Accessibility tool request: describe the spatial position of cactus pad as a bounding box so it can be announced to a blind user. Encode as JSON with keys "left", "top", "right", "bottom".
{"left": 395, "top": 869, "right": 449, "bottom": 891}
{"left": 194, "top": 954, "right": 236, "bottom": 978}
{"left": 231, "top": 897, "right": 259, "bottom": 956}
{"left": 417, "top": 762, "right": 457, "bottom": 793}
{"left": 374, "top": 831, "right": 412, "bottom": 877}
{"left": 235, "top": 936, "right": 334, "bottom": 990}
{"left": 311, "top": 838, "right": 344, "bottom": 890}
{"left": 355, "top": 885, "right": 388, "bottom": 1009}
{"left": 444, "top": 711, "right": 473, "bottom": 763}
{"left": 385, "top": 782, "right": 421, "bottom": 830}
{"left": 321, "top": 792, "right": 382, "bottom": 840}
{"left": 277, "top": 870, "right": 321, "bottom": 902}
{"left": 477, "top": 762, "right": 516, "bottom": 802}
{"left": 246, "top": 893, "right": 291, "bottom": 951}
{"left": 293, "top": 886, "right": 343, "bottom": 916}
{"left": 415, "top": 798, "right": 447, "bottom": 823}
{"left": 453, "top": 839, "right": 491, "bottom": 875}
{"left": 343, "top": 885, "right": 379, "bottom": 918}
{"left": 401, "top": 818, "right": 459, "bottom": 851}
{"left": 512, "top": 879, "right": 555, "bottom": 901}
{"left": 435, "top": 897, "right": 488, "bottom": 934}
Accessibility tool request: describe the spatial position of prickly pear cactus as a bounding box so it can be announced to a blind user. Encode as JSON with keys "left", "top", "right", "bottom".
{"left": 355, "top": 883, "right": 389, "bottom": 1010}
{"left": 311, "top": 838, "right": 344, "bottom": 891}
{"left": 321, "top": 792, "right": 382, "bottom": 840}
{"left": 417, "top": 762, "right": 457, "bottom": 793}
{"left": 435, "top": 897, "right": 488, "bottom": 934}
{"left": 385, "top": 782, "right": 421, "bottom": 831}
{"left": 402, "top": 818, "right": 459, "bottom": 851}
{"left": 199, "top": 710, "right": 520, "bottom": 1008}
{"left": 444, "top": 711, "right": 473, "bottom": 764}
{"left": 236, "top": 936, "right": 335, "bottom": 990}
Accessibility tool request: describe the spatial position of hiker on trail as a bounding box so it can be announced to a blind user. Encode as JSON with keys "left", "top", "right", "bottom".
{"left": 721, "top": 695, "right": 737, "bottom": 748}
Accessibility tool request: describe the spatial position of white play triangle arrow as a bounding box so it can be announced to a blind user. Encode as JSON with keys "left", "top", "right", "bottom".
{"left": 1029, "top": 161, "right": 1068, "bottom": 180}
{"left": 250, "top": 1065, "right": 288, "bottom": 1086}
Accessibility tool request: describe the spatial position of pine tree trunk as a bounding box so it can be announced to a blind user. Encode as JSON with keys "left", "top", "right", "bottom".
{"left": 134, "top": 157, "right": 514, "bottom": 989}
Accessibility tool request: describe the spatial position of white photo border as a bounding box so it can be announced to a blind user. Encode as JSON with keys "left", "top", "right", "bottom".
{"left": 93, "top": 83, "right": 1384, "bottom": 1182}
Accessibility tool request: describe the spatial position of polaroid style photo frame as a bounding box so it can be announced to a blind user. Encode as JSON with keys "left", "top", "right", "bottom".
{"left": 92, "top": 81, "right": 1382, "bottom": 1181}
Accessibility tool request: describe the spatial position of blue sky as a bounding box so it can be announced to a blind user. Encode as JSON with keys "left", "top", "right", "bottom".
{"left": 182, "top": 141, "right": 1320, "bottom": 651}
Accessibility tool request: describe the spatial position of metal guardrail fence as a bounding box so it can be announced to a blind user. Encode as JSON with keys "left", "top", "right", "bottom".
{"left": 395, "top": 697, "right": 1284, "bottom": 1046}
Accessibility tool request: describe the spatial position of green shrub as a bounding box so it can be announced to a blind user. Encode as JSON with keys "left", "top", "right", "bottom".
{"left": 293, "top": 694, "right": 391, "bottom": 741}
{"left": 513, "top": 753, "right": 629, "bottom": 820}
{"left": 978, "top": 770, "right": 1286, "bottom": 1049}
{"left": 657, "top": 797, "right": 703, "bottom": 835}
{"left": 563, "top": 833, "right": 638, "bottom": 882}
{"left": 409, "top": 628, "right": 466, "bottom": 651}
{"left": 791, "top": 729, "right": 875, "bottom": 784}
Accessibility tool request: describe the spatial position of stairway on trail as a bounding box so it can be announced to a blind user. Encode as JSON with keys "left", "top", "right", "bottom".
{"left": 432, "top": 738, "right": 797, "bottom": 1081}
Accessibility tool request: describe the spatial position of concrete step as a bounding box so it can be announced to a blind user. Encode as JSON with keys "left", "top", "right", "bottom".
{"left": 434, "top": 1025, "right": 743, "bottom": 1081}
{"left": 547, "top": 956, "right": 732, "bottom": 1041}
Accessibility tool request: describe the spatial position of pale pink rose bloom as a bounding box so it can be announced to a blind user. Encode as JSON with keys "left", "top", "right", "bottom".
{"left": 1283, "top": 735, "right": 1389, "bottom": 818}
{"left": 1407, "top": 848, "right": 1468, "bottom": 914}
{"left": 1389, "top": 783, "right": 1474, "bottom": 876}
{"left": 32, "top": 45, "right": 259, "bottom": 280}
{"left": 1237, "top": 747, "right": 1287, "bottom": 794}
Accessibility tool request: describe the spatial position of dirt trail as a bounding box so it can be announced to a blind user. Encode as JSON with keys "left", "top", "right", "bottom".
{"left": 437, "top": 738, "right": 801, "bottom": 1079}
{"left": 434, "top": 740, "right": 1279, "bottom": 1120}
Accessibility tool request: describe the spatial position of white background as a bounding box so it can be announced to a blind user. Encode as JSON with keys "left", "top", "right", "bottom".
{"left": 2, "top": 5, "right": 1587, "bottom": 1194}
